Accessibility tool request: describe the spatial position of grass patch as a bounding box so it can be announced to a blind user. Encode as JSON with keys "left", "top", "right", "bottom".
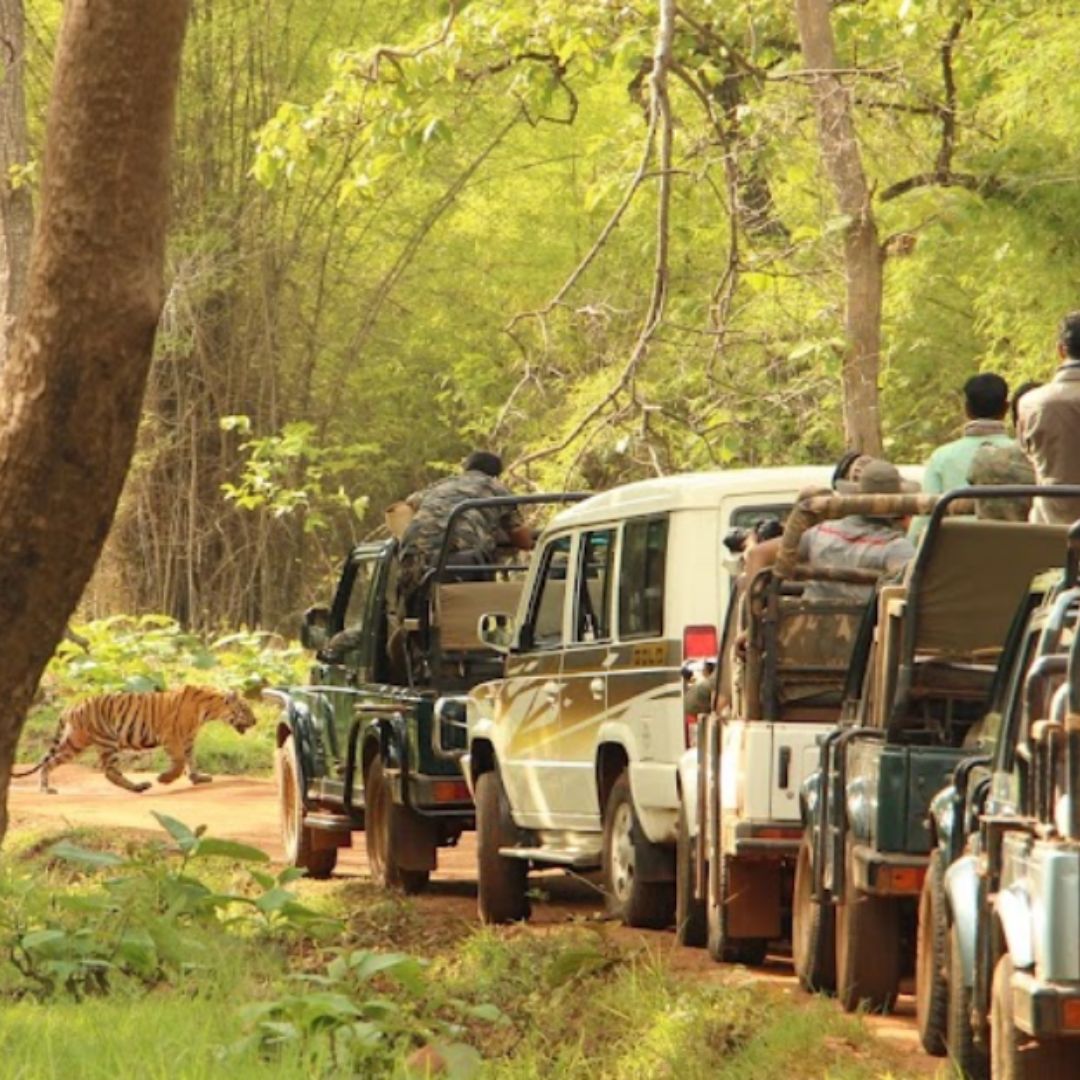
{"left": 0, "top": 824, "right": 932, "bottom": 1079}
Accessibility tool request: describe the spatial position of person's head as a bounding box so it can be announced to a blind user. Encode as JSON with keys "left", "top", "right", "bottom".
{"left": 836, "top": 458, "right": 919, "bottom": 500}
{"left": 1059, "top": 311, "right": 1080, "bottom": 361}
{"left": 963, "top": 373, "right": 1009, "bottom": 421}
{"left": 831, "top": 451, "right": 871, "bottom": 491}
{"left": 967, "top": 442, "right": 1035, "bottom": 521}
{"left": 463, "top": 450, "right": 503, "bottom": 478}
{"left": 1010, "top": 380, "right": 1043, "bottom": 431}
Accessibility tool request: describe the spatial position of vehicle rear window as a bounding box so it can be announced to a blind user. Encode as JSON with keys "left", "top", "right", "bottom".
{"left": 344, "top": 557, "right": 377, "bottom": 633}
{"left": 619, "top": 517, "right": 668, "bottom": 639}
{"left": 729, "top": 504, "right": 792, "bottom": 531}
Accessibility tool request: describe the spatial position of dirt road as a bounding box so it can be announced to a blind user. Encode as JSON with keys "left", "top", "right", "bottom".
{"left": 9, "top": 766, "right": 941, "bottom": 1075}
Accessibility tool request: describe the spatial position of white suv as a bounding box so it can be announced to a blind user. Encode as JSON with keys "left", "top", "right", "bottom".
{"left": 462, "top": 467, "right": 832, "bottom": 925}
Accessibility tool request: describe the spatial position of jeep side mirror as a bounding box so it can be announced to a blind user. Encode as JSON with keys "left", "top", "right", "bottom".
{"left": 301, "top": 605, "right": 331, "bottom": 651}
{"left": 478, "top": 612, "right": 515, "bottom": 653}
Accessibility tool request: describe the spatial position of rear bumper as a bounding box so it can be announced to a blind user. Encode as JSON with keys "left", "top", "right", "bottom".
{"left": 732, "top": 821, "right": 803, "bottom": 857}
{"left": 851, "top": 846, "right": 927, "bottom": 896}
{"left": 1012, "top": 970, "right": 1080, "bottom": 1039}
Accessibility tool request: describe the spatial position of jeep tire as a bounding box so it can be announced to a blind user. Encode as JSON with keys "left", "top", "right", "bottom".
{"left": 793, "top": 835, "right": 836, "bottom": 993}
{"left": 276, "top": 733, "right": 338, "bottom": 879}
{"left": 675, "top": 803, "right": 707, "bottom": 948}
{"left": 916, "top": 849, "right": 949, "bottom": 1056}
{"left": 602, "top": 772, "right": 674, "bottom": 929}
{"left": 476, "top": 769, "right": 530, "bottom": 924}
{"left": 947, "top": 924, "right": 988, "bottom": 1079}
{"left": 365, "top": 757, "right": 430, "bottom": 895}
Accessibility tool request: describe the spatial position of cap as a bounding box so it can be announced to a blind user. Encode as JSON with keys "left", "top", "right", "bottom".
{"left": 836, "top": 458, "right": 919, "bottom": 496}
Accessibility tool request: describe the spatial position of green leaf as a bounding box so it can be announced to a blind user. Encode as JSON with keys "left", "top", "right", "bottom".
{"left": 192, "top": 837, "right": 270, "bottom": 863}
{"left": 151, "top": 812, "right": 198, "bottom": 853}
{"left": 21, "top": 929, "right": 67, "bottom": 951}
{"left": 47, "top": 841, "right": 125, "bottom": 869}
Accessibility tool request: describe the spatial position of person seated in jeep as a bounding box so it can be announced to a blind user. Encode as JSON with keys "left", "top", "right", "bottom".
{"left": 745, "top": 458, "right": 917, "bottom": 602}
{"left": 967, "top": 441, "right": 1036, "bottom": 521}
{"left": 395, "top": 451, "right": 534, "bottom": 616}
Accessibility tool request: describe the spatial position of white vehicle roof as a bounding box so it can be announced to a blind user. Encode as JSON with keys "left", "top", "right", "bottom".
{"left": 547, "top": 464, "right": 923, "bottom": 531}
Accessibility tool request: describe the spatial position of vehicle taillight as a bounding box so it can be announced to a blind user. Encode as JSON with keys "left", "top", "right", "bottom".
{"left": 683, "top": 624, "right": 718, "bottom": 748}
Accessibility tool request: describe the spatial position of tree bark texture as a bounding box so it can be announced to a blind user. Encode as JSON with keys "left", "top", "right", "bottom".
{"left": 793, "top": 0, "right": 884, "bottom": 456}
{"left": 0, "top": 0, "right": 34, "bottom": 365}
{"left": 0, "top": 0, "right": 190, "bottom": 842}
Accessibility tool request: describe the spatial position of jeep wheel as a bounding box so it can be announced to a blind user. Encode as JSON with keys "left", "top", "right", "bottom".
{"left": 793, "top": 835, "right": 836, "bottom": 993}
{"left": 276, "top": 734, "right": 337, "bottom": 879}
{"left": 675, "top": 804, "right": 707, "bottom": 948}
{"left": 991, "top": 952, "right": 1078, "bottom": 1078}
{"left": 365, "top": 758, "right": 430, "bottom": 895}
{"left": 916, "top": 850, "right": 949, "bottom": 1056}
{"left": 948, "top": 924, "right": 988, "bottom": 1079}
{"left": 707, "top": 852, "right": 767, "bottom": 965}
{"left": 835, "top": 841, "right": 900, "bottom": 1013}
{"left": 476, "top": 769, "right": 529, "bottom": 924}
{"left": 602, "top": 772, "right": 674, "bottom": 929}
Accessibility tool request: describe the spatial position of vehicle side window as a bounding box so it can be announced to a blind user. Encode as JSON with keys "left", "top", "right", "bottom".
{"left": 529, "top": 535, "right": 572, "bottom": 649}
{"left": 344, "top": 558, "right": 377, "bottom": 633}
{"left": 619, "top": 517, "right": 668, "bottom": 639}
{"left": 574, "top": 529, "right": 615, "bottom": 643}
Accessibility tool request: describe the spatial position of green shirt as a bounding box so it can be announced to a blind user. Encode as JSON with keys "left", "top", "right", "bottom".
{"left": 909, "top": 421, "right": 1015, "bottom": 542}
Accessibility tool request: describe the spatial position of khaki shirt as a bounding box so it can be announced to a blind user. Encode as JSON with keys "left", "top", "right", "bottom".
{"left": 1018, "top": 365, "right": 1080, "bottom": 524}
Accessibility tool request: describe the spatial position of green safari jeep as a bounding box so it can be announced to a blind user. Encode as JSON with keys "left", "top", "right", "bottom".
{"left": 267, "top": 493, "right": 582, "bottom": 888}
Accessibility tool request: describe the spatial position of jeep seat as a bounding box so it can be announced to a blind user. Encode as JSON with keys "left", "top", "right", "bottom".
{"left": 433, "top": 580, "right": 526, "bottom": 651}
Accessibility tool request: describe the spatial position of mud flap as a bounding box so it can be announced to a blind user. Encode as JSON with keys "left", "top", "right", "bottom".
{"left": 391, "top": 806, "right": 438, "bottom": 872}
{"left": 634, "top": 822, "right": 676, "bottom": 883}
{"left": 726, "top": 858, "right": 782, "bottom": 940}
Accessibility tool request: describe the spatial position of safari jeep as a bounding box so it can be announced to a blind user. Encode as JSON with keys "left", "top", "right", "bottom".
{"left": 937, "top": 531, "right": 1080, "bottom": 1078}
{"left": 267, "top": 493, "right": 581, "bottom": 888}
{"left": 792, "top": 487, "right": 1068, "bottom": 1015}
{"left": 688, "top": 494, "right": 877, "bottom": 966}
{"left": 913, "top": 566, "right": 1070, "bottom": 1063}
{"left": 460, "top": 467, "right": 833, "bottom": 925}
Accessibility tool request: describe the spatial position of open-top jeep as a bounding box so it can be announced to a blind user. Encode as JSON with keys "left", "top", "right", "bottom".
{"left": 689, "top": 494, "right": 874, "bottom": 965}
{"left": 935, "top": 521, "right": 1080, "bottom": 1077}
{"left": 913, "top": 564, "right": 1072, "bottom": 1063}
{"left": 268, "top": 493, "right": 581, "bottom": 888}
{"left": 791, "top": 487, "right": 1067, "bottom": 1014}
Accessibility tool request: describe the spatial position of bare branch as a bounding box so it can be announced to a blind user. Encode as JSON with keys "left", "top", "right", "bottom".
{"left": 507, "top": 0, "right": 677, "bottom": 473}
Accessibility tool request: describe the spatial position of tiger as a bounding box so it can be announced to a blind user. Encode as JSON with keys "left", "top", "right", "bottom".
{"left": 13, "top": 686, "right": 257, "bottom": 795}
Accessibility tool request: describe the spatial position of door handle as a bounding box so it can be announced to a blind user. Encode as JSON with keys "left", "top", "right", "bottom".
{"left": 778, "top": 746, "right": 792, "bottom": 790}
{"left": 589, "top": 677, "right": 604, "bottom": 701}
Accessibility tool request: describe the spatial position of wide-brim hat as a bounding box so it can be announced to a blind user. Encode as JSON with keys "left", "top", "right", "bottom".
{"left": 836, "top": 458, "right": 920, "bottom": 496}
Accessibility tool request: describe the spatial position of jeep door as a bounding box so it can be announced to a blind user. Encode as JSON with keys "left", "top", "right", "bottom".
{"left": 553, "top": 527, "right": 616, "bottom": 827}
{"left": 309, "top": 547, "right": 385, "bottom": 797}
{"left": 498, "top": 533, "right": 574, "bottom": 829}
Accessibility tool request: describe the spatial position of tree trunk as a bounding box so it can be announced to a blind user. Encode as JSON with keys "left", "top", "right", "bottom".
{"left": 0, "top": 0, "right": 190, "bottom": 843}
{"left": 0, "top": 0, "right": 34, "bottom": 365}
{"left": 793, "top": 0, "right": 883, "bottom": 455}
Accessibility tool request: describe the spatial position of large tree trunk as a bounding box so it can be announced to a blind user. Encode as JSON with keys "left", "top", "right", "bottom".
{"left": 793, "top": 0, "right": 883, "bottom": 455}
{"left": 0, "top": 0, "right": 190, "bottom": 842}
{"left": 0, "top": 0, "right": 34, "bottom": 364}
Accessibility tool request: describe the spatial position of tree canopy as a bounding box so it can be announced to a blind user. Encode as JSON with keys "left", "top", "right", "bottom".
{"left": 9, "top": 0, "right": 1080, "bottom": 631}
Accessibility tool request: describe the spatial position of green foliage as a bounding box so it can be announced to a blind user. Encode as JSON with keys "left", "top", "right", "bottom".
{"left": 0, "top": 817, "right": 335, "bottom": 1003}
{"left": 220, "top": 419, "right": 374, "bottom": 532}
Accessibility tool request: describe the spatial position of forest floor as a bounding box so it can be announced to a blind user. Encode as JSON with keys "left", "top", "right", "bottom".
{"left": 9, "top": 766, "right": 945, "bottom": 1078}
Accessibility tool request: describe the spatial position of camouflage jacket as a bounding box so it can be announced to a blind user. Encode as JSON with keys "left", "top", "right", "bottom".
{"left": 399, "top": 470, "right": 523, "bottom": 570}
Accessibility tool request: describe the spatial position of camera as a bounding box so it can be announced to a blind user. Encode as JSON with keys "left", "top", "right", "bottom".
{"left": 722, "top": 517, "right": 783, "bottom": 555}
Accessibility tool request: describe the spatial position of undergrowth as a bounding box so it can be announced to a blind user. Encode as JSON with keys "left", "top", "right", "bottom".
{"left": 0, "top": 824, "right": 931, "bottom": 1079}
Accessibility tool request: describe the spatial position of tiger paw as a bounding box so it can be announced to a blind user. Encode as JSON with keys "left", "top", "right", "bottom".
{"left": 189, "top": 773, "right": 213, "bottom": 785}
{"left": 133, "top": 782, "right": 152, "bottom": 794}
{"left": 157, "top": 771, "right": 182, "bottom": 785}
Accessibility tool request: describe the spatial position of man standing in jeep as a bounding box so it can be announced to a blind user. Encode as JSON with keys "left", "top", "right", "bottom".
{"left": 396, "top": 451, "right": 534, "bottom": 615}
